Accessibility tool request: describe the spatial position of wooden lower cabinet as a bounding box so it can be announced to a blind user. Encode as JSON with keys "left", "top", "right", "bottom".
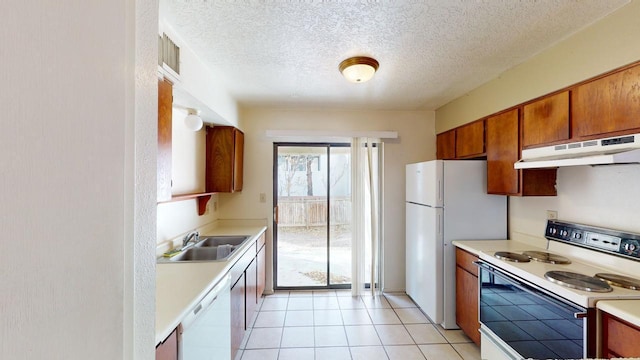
{"left": 455, "top": 248, "right": 480, "bottom": 345}
{"left": 229, "top": 232, "right": 267, "bottom": 360}
{"left": 257, "top": 244, "right": 266, "bottom": 298}
{"left": 601, "top": 311, "right": 640, "bottom": 358}
{"left": 155, "top": 328, "right": 178, "bottom": 360}
{"left": 230, "top": 273, "right": 245, "bottom": 360}
{"left": 245, "top": 258, "right": 258, "bottom": 325}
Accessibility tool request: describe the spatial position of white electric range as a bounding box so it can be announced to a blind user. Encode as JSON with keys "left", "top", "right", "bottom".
{"left": 456, "top": 220, "right": 640, "bottom": 360}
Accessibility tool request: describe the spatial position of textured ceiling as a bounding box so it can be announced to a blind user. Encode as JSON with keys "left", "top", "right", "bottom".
{"left": 161, "top": 0, "right": 628, "bottom": 111}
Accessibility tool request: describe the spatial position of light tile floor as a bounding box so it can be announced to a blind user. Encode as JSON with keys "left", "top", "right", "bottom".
{"left": 236, "top": 290, "right": 481, "bottom": 360}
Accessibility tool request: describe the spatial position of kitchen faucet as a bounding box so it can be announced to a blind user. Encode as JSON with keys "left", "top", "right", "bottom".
{"left": 182, "top": 231, "right": 200, "bottom": 248}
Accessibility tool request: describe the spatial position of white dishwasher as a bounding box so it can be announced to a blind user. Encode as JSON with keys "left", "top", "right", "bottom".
{"left": 179, "top": 275, "right": 231, "bottom": 360}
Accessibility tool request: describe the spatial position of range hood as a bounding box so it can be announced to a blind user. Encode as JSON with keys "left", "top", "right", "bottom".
{"left": 514, "top": 133, "right": 640, "bottom": 169}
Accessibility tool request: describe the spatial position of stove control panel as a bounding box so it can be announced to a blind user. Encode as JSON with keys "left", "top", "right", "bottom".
{"left": 546, "top": 220, "right": 640, "bottom": 260}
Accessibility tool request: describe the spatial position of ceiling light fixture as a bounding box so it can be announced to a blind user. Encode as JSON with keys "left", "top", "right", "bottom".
{"left": 184, "top": 109, "right": 203, "bottom": 131}
{"left": 339, "top": 56, "right": 379, "bottom": 83}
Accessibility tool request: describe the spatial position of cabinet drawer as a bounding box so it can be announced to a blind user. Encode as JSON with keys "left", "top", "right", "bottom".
{"left": 456, "top": 248, "right": 479, "bottom": 277}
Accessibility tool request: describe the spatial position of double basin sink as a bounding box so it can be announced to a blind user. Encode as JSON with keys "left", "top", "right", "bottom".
{"left": 159, "top": 235, "right": 250, "bottom": 263}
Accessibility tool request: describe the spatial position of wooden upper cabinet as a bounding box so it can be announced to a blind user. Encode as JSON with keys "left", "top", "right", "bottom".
{"left": 572, "top": 63, "right": 640, "bottom": 139}
{"left": 157, "top": 79, "right": 173, "bottom": 202}
{"left": 486, "top": 109, "right": 520, "bottom": 195}
{"left": 436, "top": 129, "right": 456, "bottom": 159}
{"left": 522, "top": 91, "right": 570, "bottom": 148}
{"left": 455, "top": 120, "right": 485, "bottom": 158}
{"left": 486, "top": 108, "right": 557, "bottom": 196}
{"left": 206, "top": 126, "right": 244, "bottom": 192}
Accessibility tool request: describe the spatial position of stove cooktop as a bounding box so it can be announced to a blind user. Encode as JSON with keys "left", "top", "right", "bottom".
{"left": 493, "top": 250, "right": 571, "bottom": 264}
{"left": 544, "top": 270, "right": 613, "bottom": 293}
{"left": 595, "top": 273, "right": 640, "bottom": 290}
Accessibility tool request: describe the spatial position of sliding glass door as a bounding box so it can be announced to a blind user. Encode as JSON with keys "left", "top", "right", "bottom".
{"left": 273, "top": 143, "right": 351, "bottom": 289}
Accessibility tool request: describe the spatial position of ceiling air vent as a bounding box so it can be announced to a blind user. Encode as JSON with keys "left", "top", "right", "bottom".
{"left": 158, "top": 33, "right": 180, "bottom": 75}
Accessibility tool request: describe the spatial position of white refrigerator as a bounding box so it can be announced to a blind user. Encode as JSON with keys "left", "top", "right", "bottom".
{"left": 405, "top": 160, "right": 506, "bottom": 329}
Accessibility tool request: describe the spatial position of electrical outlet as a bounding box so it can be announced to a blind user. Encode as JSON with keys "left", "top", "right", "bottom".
{"left": 259, "top": 193, "right": 266, "bottom": 203}
{"left": 547, "top": 210, "right": 558, "bottom": 220}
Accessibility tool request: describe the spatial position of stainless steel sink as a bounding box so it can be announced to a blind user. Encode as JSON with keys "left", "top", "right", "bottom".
{"left": 158, "top": 235, "right": 250, "bottom": 263}
{"left": 195, "top": 235, "right": 249, "bottom": 247}
{"left": 166, "top": 246, "right": 236, "bottom": 262}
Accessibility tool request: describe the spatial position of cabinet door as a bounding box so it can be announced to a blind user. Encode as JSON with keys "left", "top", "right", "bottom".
{"left": 456, "top": 266, "right": 479, "bottom": 345}
{"left": 206, "top": 126, "right": 244, "bottom": 192}
{"left": 455, "top": 120, "right": 485, "bottom": 158}
{"left": 257, "top": 243, "right": 266, "bottom": 299}
{"left": 522, "top": 91, "right": 570, "bottom": 148}
{"left": 155, "top": 328, "right": 178, "bottom": 360}
{"left": 233, "top": 129, "right": 244, "bottom": 191}
{"left": 436, "top": 130, "right": 456, "bottom": 160}
{"left": 572, "top": 64, "right": 640, "bottom": 139}
{"left": 602, "top": 312, "right": 640, "bottom": 358}
{"left": 486, "top": 109, "right": 520, "bottom": 195}
{"left": 157, "top": 79, "right": 173, "bottom": 202}
{"left": 230, "top": 274, "right": 245, "bottom": 360}
{"left": 245, "top": 258, "right": 257, "bottom": 328}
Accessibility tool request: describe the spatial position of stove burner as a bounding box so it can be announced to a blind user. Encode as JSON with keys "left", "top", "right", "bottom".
{"left": 595, "top": 273, "right": 640, "bottom": 290}
{"left": 545, "top": 271, "right": 613, "bottom": 292}
{"left": 522, "top": 251, "right": 571, "bottom": 264}
{"left": 495, "top": 251, "right": 531, "bottom": 262}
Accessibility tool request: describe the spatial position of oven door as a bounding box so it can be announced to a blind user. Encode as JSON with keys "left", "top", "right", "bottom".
{"left": 477, "top": 261, "right": 591, "bottom": 360}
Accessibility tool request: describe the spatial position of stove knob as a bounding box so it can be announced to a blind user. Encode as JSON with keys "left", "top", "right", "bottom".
{"left": 573, "top": 233, "right": 582, "bottom": 239}
{"left": 625, "top": 243, "right": 637, "bottom": 252}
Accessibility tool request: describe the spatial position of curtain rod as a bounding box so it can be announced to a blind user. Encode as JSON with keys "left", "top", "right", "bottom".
{"left": 265, "top": 130, "right": 398, "bottom": 139}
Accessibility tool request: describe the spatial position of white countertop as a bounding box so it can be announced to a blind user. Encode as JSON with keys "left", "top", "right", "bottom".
{"left": 453, "top": 239, "right": 535, "bottom": 256}
{"left": 597, "top": 300, "right": 640, "bottom": 328}
{"left": 155, "top": 221, "right": 267, "bottom": 345}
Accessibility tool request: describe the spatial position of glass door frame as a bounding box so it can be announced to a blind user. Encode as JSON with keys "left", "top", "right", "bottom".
{"left": 272, "top": 142, "right": 351, "bottom": 290}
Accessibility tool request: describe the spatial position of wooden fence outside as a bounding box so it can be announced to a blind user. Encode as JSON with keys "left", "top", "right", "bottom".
{"left": 277, "top": 196, "right": 351, "bottom": 227}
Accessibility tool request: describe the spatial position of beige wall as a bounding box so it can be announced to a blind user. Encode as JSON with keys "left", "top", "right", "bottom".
{"left": 436, "top": 0, "right": 640, "bottom": 133}
{"left": 218, "top": 108, "right": 435, "bottom": 292}
{"left": 435, "top": 1, "right": 640, "bottom": 245}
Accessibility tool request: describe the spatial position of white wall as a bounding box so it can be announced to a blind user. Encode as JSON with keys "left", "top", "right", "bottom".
{"left": 510, "top": 166, "right": 640, "bottom": 247}
{"left": 158, "top": 15, "right": 239, "bottom": 128}
{"left": 434, "top": 1, "right": 640, "bottom": 245}
{"left": 219, "top": 108, "right": 434, "bottom": 292}
{"left": 156, "top": 110, "right": 219, "bottom": 250}
{"left": 2, "top": 1, "right": 156, "bottom": 359}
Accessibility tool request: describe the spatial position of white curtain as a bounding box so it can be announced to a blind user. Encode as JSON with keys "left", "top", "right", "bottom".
{"left": 351, "top": 137, "right": 383, "bottom": 296}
